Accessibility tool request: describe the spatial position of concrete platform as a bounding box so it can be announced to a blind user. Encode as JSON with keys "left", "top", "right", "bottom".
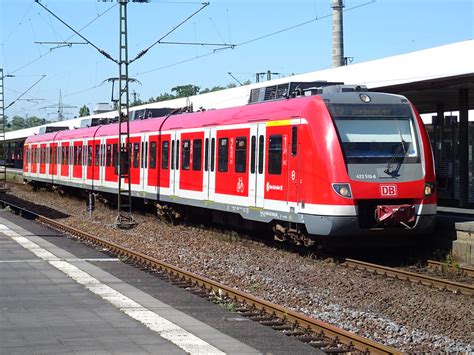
{"left": 0, "top": 210, "right": 320, "bottom": 354}
{"left": 452, "top": 221, "right": 474, "bottom": 265}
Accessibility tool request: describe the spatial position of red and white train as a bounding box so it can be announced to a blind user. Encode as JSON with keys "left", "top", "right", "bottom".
{"left": 23, "top": 85, "right": 436, "bottom": 244}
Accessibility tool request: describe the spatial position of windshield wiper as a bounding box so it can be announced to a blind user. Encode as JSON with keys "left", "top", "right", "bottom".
{"left": 384, "top": 135, "right": 407, "bottom": 177}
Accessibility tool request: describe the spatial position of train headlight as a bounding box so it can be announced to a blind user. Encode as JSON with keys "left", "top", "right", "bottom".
{"left": 424, "top": 182, "right": 435, "bottom": 197}
{"left": 332, "top": 183, "right": 352, "bottom": 199}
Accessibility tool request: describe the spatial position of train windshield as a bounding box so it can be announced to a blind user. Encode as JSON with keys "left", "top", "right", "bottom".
{"left": 329, "top": 104, "right": 420, "bottom": 164}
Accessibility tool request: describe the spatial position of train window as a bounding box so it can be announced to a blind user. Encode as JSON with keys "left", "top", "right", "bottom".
{"left": 88, "top": 145, "right": 93, "bottom": 166}
{"left": 101, "top": 144, "right": 105, "bottom": 167}
{"left": 176, "top": 140, "right": 180, "bottom": 170}
{"left": 47, "top": 147, "right": 50, "bottom": 164}
{"left": 150, "top": 142, "right": 157, "bottom": 169}
{"left": 171, "top": 140, "right": 175, "bottom": 170}
{"left": 144, "top": 142, "right": 148, "bottom": 169}
{"left": 218, "top": 138, "right": 228, "bottom": 172}
{"left": 95, "top": 145, "right": 100, "bottom": 166}
{"left": 113, "top": 144, "right": 118, "bottom": 171}
{"left": 193, "top": 139, "right": 202, "bottom": 171}
{"left": 250, "top": 136, "right": 256, "bottom": 174}
{"left": 258, "top": 135, "right": 264, "bottom": 174}
{"left": 291, "top": 126, "right": 297, "bottom": 156}
{"left": 268, "top": 135, "right": 283, "bottom": 175}
{"left": 66, "top": 146, "right": 70, "bottom": 165}
{"left": 106, "top": 144, "right": 112, "bottom": 167}
{"left": 211, "top": 138, "right": 215, "bottom": 172}
{"left": 235, "top": 137, "right": 247, "bottom": 173}
{"left": 204, "top": 138, "right": 209, "bottom": 171}
{"left": 73, "top": 146, "right": 77, "bottom": 165}
{"left": 133, "top": 142, "right": 139, "bottom": 168}
{"left": 162, "top": 141, "right": 169, "bottom": 170}
{"left": 182, "top": 140, "right": 190, "bottom": 170}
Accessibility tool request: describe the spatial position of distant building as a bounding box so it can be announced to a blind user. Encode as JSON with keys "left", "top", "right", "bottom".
{"left": 93, "top": 103, "right": 112, "bottom": 115}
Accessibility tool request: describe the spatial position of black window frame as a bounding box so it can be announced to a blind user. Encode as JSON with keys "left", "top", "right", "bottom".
{"left": 268, "top": 134, "right": 283, "bottom": 175}
{"left": 181, "top": 139, "right": 191, "bottom": 171}
{"left": 291, "top": 126, "right": 298, "bottom": 156}
{"left": 162, "top": 140, "right": 169, "bottom": 170}
{"left": 235, "top": 136, "right": 247, "bottom": 173}
{"left": 192, "top": 139, "right": 202, "bottom": 171}
{"left": 218, "top": 137, "right": 228, "bottom": 172}
{"left": 258, "top": 135, "right": 264, "bottom": 174}
{"left": 150, "top": 141, "right": 157, "bottom": 169}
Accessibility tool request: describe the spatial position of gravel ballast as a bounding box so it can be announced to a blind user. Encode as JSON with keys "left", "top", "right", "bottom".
{"left": 6, "top": 184, "right": 474, "bottom": 352}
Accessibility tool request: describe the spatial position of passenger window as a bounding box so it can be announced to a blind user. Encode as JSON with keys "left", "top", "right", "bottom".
{"left": 133, "top": 142, "right": 139, "bottom": 168}
{"left": 182, "top": 140, "right": 190, "bottom": 170}
{"left": 291, "top": 126, "right": 297, "bottom": 156}
{"left": 204, "top": 138, "right": 209, "bottom": 172}
{"left": 95, "top": 145, "right": 100, "bottom": 166}
{"left": 176, "top": 139, "right": 180, "bottom": 170}
{"left": 258, "top": 135, "right": 264, "bottom": 174}
{"left": 144, "top": 142, "right": 148, "bottom": 169}
{"left": 235, "top": 137, "right": 247, "bottom": 173}
{"left": 106, "top": 144, "right": 112, "bottom": 167}
{"left": 218, "top": 138, "right": 228, "bottom": 172}
{"left": 193, "top": 139, "right": 202, "bottom": 171}
{"left": 250, "top": 136, "right": 256, "bottom": 174}
{"left": 113, "top": 144, "right": 118, "bottom": 170}
{"left": 211, "top": 138, "right": 215, "bottom": 172}
{"left": 162, "top": 141, "right": 169, "bottom": 170}
{"left": 171, "top": 140, "right": 175, "bottom": 170}
{"left": 88, "top": 145, "right": 93, "bottom": 166}
{"left": 150, "top": 142, "right": 157, "bottom": 169}
{"left": 268, "top": 135, "right": 283, "bottom": 175}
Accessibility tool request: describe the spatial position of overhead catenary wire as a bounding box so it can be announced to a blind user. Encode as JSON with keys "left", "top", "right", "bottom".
{"left": 34, "top": 0, "right": 117, "bottom": 63}
{"left": 5, "top": 75, "right": 46, "bottom": 111}
{"left": 9, "top": 2, "right": 117, "bottom": 75}
{"left": 135, "top": 0, "right": 376, "bottom": 77}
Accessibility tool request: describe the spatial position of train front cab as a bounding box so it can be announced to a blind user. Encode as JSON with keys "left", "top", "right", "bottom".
{"left": 304, "top": 92, "right": 437, "bottom": 238}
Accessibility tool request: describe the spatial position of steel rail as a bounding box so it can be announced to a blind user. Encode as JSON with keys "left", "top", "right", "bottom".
{"left": 427, "top": 260, "right": 474, "bottom": 278}
{"left": 0, "top": 199, "right": 399, "bottom": 354}
{"left": 344, "top": 259, "right": 474, "bottom": 296}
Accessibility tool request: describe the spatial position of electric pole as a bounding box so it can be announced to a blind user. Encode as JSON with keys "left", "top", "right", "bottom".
{"left": 0, "top": 69, "right": 7, "bottom": 192}
{"left": 116, "top": 0, "right": 135, "bottom": 229}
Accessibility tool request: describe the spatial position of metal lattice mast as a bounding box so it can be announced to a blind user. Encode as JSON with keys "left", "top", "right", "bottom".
{"left": 116, "top": 1, "right": 134, "bottom": 228}
{"left": 0, "top": 69, "right": 7, "bottom": 192}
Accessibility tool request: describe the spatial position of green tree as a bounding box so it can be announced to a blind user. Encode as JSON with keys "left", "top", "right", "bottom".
{"left": 79, "top": 105, "right": 90, "bottom": 117}
{"left": 10, "top": 115, "right": 26, "bottom": 130}
{"left": 171, "top": 84, "right": 200, "bottom": 98}
{"left": 25, "top": 116, "right": 47, "bottom": 128}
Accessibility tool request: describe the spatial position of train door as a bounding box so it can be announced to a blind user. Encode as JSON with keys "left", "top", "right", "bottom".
{"left": 72, "top": 141, "right": 83, "bottom": 179}
{"left": 170, "top": 131, "right": 180, "bottom": 196}
{"left": 140, "top": 135, "right": 148, "bottom": 193}
{"left": 86, "top": 139, "right": 99, "bottom": 183}
{"left": 23, "top": 145, "right": 29, "bottom": 174}
{"left": 50, "top": 143, "right": 58, "bottom": 178}
{"left": 39, "top": 144, "right": 46, "bottom": 175}
{"left": 204, "top": 127, "right": 217, "bottom": 201}
{"left": 60, "top": 142, "right": 70, "bottom": 178}
{"left": 287, "top": 122, "right": 300, "bottom": 205}
{"left": 105, "top": 138, "right": 118, "bottom": 183}
{"left": 128, "top": 136, "right": 141, "bottom": 186}
{"left": 158, "top": 133, "right": 171, "bottom": 191}
{"left": 249, "top": 123, "right": 266, "bottom": 208}
{"left": 147, "top": 134, "right": 159, "bottom": 193}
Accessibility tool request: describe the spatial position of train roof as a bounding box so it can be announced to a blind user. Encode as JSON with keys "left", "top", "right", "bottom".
{"left": 25, "top": 96, "right": 321, "bottom": 144}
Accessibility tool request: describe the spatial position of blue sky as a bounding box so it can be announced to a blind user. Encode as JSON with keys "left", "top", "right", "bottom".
{"left": 1, "top": 0, "right": 473, "bottom": 119}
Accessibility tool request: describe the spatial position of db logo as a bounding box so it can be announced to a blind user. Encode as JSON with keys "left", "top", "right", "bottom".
{"left": 380, "top": 185, "right": 397, "bottom": 197}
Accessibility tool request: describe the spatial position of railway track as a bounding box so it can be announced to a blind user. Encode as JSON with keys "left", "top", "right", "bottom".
{"left": 343, "top": 259, "right": 474, "bottom": 296}
{"left": 0, "top": 199, "right": 400, "bottom": 354}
